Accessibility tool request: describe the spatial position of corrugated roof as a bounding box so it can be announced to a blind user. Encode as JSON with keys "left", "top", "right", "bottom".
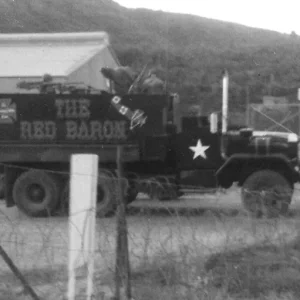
{"left": 0, "top": 32, "right": 110, "bottom": 77}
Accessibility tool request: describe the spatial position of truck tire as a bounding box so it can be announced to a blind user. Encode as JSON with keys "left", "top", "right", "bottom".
{"left": 241, "top": 170, "right": 292, "bottom": 218}
{"left": 12, "top": 170, "right": 60, "bottom": 217}
{"left": 126, "top": 188, "right": 138, "bottom": 204}
{"left": 58, "top": 170, "right": 118, "bottom": 218}
{"left": 97, "top": 170, "right": 118, "bottom": 217}
{"left": 125, "top": 174, "right": 138, "bottom": 204}
{"left": 149, "top": 177, "right": 178, "bottom": 201}
{"left": 59, "top": 183, "right": 69, "bottom": 216}
{"left": 0, "top": 174, "right": 4, "bottom": 199}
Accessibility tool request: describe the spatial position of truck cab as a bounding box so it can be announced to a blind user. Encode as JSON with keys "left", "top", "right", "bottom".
{"left": 167, "top": 71, "right": 300, "bottom": 217}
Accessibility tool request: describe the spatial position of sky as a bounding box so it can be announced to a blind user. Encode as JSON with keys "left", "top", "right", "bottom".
{"left": 115, "top": 0, "right": 300, "bottom": 34}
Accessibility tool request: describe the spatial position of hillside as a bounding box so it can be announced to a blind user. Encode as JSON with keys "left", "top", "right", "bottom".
{"left": 1, "top": 0, "right": 300, "bottom": 115}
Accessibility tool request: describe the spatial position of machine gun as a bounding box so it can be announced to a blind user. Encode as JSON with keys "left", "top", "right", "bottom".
{"left": 17, "top": 80, "right": 101, "bottom": 95}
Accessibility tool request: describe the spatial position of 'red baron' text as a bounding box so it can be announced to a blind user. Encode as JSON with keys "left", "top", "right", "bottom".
{"left": 20, "top": 99, "right": 128, "bottom": 141}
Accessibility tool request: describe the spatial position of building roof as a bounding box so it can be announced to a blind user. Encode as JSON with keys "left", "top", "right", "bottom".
{"left": 0, "top": 32, "right": 115, "bottom": 78}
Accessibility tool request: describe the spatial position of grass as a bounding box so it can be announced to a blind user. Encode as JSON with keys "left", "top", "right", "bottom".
{"left": 128, "top": 242, "right": 300, "bottom": 299}
{"left": 123, "top": 215, "right": 300, "bottom": 300}
{"left": 204, "top": 241, "right": 300, "bottom": 299}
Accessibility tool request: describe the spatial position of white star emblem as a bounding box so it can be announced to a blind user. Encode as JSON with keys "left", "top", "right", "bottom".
{"left": 189, "top": 139, "right": 210, "bottom": 160}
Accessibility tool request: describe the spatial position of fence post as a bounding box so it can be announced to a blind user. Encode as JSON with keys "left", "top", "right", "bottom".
{"left": 115, "top": 145, "right": 132, "bottom": 300}
{"left": 67, "top": 154, "right": 98, "bottom": 300}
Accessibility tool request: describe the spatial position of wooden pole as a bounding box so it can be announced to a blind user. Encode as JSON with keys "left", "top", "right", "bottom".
{"left": 0, "top": 245, "right": 40, "bottom": 300}
{"left": 222, "top": 70, "right": 229, "bottom": 133}
{"left": 115, "top": 145, "right": 132, "bottom": 300}
{"left": 246, "top": 86, "right": 250, "bottom": 127}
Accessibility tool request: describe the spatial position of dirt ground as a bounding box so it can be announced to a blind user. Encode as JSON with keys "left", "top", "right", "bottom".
{"left": 0, "top": 186, "right": 300, "bottom": 299}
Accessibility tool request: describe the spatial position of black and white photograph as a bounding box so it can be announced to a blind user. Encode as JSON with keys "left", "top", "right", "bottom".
{"left": 1, "top": 0, "right": 300, "bottom": 299}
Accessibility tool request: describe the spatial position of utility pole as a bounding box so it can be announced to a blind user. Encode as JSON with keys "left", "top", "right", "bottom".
{"left": 246, "top": 86, "right": 250, "bottom": 127}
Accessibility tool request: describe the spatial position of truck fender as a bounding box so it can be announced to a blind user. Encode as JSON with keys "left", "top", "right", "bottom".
{"left": 215, "top": 154, "right": 299, "bottom": 188}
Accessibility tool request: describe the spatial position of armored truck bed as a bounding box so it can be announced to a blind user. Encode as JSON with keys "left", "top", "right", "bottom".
{"left": 0, "top": 93, "right": 169, "bottom": 163}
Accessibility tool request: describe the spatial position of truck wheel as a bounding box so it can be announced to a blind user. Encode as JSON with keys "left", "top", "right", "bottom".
{"left": 12, "top": 170, "right": 60, "bottom": 217}
{"left": 97, "top": 170, "right": 117, "bottom": 217}
{"left": 126, "top": 188, "right": 138, "bottom": 204}
{"left": 59, "top": 183, "right": 69, "bottom": 216}
{"left": 241, "top": 170, "right": 292, "bottom": 218}
{"left": 58, "top": 171, "right": 117, "bottom": 218}
{"left": 150, "top": 177, "right": 178, "bottom": 201}
{"left": 0, "top": 174, "right": 4, "bottom": 199}
{"left": 125, "top": 174, "right": 139, "bottom": 204}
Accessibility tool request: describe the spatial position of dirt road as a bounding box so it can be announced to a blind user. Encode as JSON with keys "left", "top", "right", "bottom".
{"left": 131, "top": 184, "right": 300, "bottom": 213}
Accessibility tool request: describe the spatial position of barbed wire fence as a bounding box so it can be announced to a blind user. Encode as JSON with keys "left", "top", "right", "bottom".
{"left": 0, "top": 162, "right": 299, "bottom": 300}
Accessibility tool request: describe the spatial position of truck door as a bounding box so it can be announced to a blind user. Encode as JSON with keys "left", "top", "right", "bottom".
{"left": 174, "top": 117, "right": 224, "bottom": 189}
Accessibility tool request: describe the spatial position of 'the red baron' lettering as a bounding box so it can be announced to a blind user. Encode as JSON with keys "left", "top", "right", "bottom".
{"left": 20, "top": 120, "right": 128, "bottom": 141}
{"left": 55, "top": 98, "right": 91, "bottom": 119}
{"left": 20, "top": 121, "right": 56, "bottom": 140}
{"left": 65, "top": 120, "right": 127, "bottom": 140}
{"left": 20, "top": 99, "right": 128, "bottom": 141}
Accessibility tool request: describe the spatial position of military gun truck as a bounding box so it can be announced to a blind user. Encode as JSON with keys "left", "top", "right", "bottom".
{"left": 2, "top": 71, "right": 300, "bottom": 218}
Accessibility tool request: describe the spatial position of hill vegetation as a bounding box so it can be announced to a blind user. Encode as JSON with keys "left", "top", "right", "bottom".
{"left": 1, "top": 0, "right": 300, "bottom": 115}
